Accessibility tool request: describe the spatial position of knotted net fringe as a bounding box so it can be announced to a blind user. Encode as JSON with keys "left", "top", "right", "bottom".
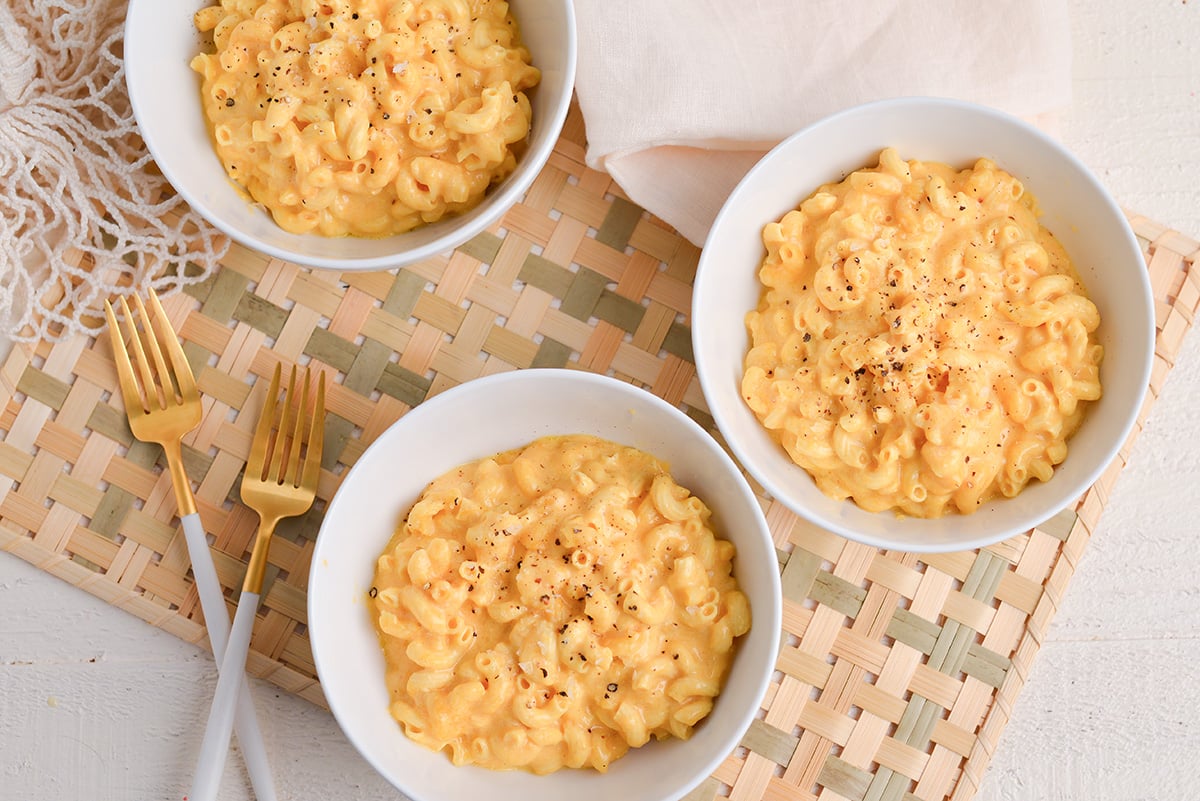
{"left": 0, "top": 0, "right": 229, "bottom": 343}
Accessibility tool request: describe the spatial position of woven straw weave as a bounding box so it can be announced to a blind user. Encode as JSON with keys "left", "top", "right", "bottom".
{"left": 2, "top": 103, "right": 1198, "bottom": 801}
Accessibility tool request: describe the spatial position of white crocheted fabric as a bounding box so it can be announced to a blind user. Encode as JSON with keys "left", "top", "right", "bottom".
{"left": 0, "top": 0, "right": 228, "bottom": 343}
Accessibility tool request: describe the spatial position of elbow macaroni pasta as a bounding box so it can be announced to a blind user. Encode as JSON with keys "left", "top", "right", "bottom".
{"left": 742, "top": 149, "right": 1103, "bottom": 517}
{"left": 371, "top": 435, "right": 751, "bottom": 773}
{"left": 191, "top": 0, "right": 540, "bottom": 237}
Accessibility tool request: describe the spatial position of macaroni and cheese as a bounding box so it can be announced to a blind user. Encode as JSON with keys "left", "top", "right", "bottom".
{"left": 371, "top": 434, "right": 751, "bottom": 773}
{"left": 742, "top": 149, "right": 1103, "bottom": 517}
{"left": 191, "top": 0, "right": 540, "bottom": 237}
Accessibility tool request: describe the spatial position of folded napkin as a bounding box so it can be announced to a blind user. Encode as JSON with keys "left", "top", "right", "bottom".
{"left": 573, "top": 0, "right": 1072, "bottom": 246}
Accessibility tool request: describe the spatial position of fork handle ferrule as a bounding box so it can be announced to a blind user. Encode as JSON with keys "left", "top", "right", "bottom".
{"left": 242, "top": 516, "right": 282, "bottom": 595}
{"left": 164, "top": 438, "right": 198, "bottom": 517}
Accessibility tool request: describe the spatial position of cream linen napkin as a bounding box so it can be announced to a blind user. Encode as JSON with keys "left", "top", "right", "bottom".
{"left": 573, "top": 1, "right": 1072, "bottom": 246}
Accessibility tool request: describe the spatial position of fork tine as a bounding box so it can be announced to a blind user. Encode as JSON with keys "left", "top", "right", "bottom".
{"left": 283, "top": 368, "right": 311, "bottom": 488}
{"left": 146, "top": 287, "right": 199, "bottom": 401}
{"left": 132, "top": 293, "right": 176, "bottom": 408}
{"left": 104, "top": 299, "right": 144, "bottom": 416}
{"left": 269, "top": 365, "right": 299, "bottom": 484}
{"left": 120, "top": 295, "right": 161, "bottom": 412}
{"left": 247, "top": 364, "right": 281, "bottom": 481}
{"left": 300, "top": 372, "right": 325, "bottom": 491}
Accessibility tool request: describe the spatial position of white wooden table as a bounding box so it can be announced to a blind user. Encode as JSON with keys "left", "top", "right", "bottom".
{"left": 3, "top": 3, "right": 1199, "bottom": 799}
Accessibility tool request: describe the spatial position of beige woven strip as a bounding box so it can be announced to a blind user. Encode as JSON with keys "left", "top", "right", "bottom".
{"left": 0, "top": 101, "right": 1196, "bottom": 800}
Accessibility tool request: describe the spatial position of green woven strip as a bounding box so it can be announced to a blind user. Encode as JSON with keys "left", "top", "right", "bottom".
{"left": 519, "top": 253, "right": 573, "bottom": 298}
{"left": 741, "top": 718, "right": 800, "bottom": 765}
{"left": 182, "top": 272, "right": 215, "bottom": 304}
{"left": 867, "top": 764, "right": 926, "bottom": 801}
{"left": 344, "top": 339, "right": 393, "bottom": 396}
{"left": 662, "top": 321, "right": 694, "bottom": 362}
{"left": 87, "top": 403, "right": 134, "bottom": 447}
{"left": 180, "top": 259, "right": 207, "bottom": 280}
{"left": 886, "top": 607, "right": 940, "bottom": 655}
{"left": 595, "top": 196, "right": 642, "bottom": 252}
{"left": 781, "top": 547, "right": 822, "bottom": 601}
{"left": 863, "top": 768, "right": 896, "bottom": 801}
{"left": 322, "top": 414, "right": 358, "bottom": 472}
{"left": 17, "top": 365, "right": 69, "bottom": 411}
{"left": 864, "top": 692, "right": 940, "bottom": 800}
{"left": 200, "top": 265, "right": 250, "bottom": 321}
{"left": 810, "top": 571, "right": 867, "bottom": 618}
{"left": 458, "top": 230, "right": 503, "bottom": 265}
{"left": 182, "top": 340, "right": 211, "bottom": 381}
{"left": 819, "top": 755, "right": 872, "bottom": 801}
{"left": 125, "top": 440, "right": 164, "bottom": 471}
{"left": 295, "top": 509, "right": 324, "bottom": 545}
{"left": 236, "top": 292, "right": 288, "bottom": 338}
{"left": 963, "top": 643, "right": 1012, "bottom": 688}
{"left": 942, "top": 553, "right": 1011, "bottom": 686}
{"left": 305, "top": 328, "right": 359, "bottom": 374}
{"left": 88, "top": 486, "right": 135, "bottom": 541}
{"left": 962, "top": 550, "right": 1007, "bottom": 602}
{"left": 531, "top": 337, "right": 573, "bottom": 369}
{"left": 927, "top": 619, "right": 966, "bottom": 674}
{"left": 593, "top": 288, "right": 646, "bottom": 332}
{"left": 894, "top": 694, "right": 933, "bottom": 745}
{"left": 383, "top": 269, "right": 428, "bottom": 320}
{"left": 774, "top": 547, "right": 788, "bottom": 574}
{"left": 560, "top": 267, "right": 608, "bottom": 322}
{"left": 378, "top": 363, "right": 432, "bottom": 407}
{"left": 181, "top": 443, "right": 215, "bottom": 487}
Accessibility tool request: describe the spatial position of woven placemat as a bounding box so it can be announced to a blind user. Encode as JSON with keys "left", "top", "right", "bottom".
{"left": 2, "top": 102, "right": 1198, "bottom": 801}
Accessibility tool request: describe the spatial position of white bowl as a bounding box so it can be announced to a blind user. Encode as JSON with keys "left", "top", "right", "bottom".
{"left": 123, "top": 0, "right": 576, "bottom": 270}
{"left": 308, "top": 369, "right": 782, "bottom": 801}
{"left": 692, "top": 97, "right": 1154, "bottom": 553}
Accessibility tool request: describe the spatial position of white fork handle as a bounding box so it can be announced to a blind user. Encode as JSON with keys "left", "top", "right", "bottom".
{"left": 190, "top": 585, "right": 263, "bottom": 801}
{"left": 181, "top": 514, "right": 276, "bottom": 801}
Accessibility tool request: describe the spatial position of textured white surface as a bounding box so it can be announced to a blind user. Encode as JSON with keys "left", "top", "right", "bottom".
{"left": 2, "top": 3, "right": 1199, "bottom": 800}
{"left": 975, "top": 3, "right": 1200, "bottom": 798}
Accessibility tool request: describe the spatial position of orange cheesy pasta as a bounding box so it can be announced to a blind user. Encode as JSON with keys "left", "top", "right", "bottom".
{"left": 371, "top": 434, "right": 750, "bottom": 773}
{"left": 191, "top": 0, "right": 540, "bottom": 237}
{"left": 742, "top": 149, "right": 1103, "bottom": 517}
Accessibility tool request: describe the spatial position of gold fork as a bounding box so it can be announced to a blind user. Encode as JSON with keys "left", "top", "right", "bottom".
{"left": 192, "top": 363, "right": 325, "bottom": 801}
{"left": 104, "top": 290, "right": 277, "bottom": 801}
